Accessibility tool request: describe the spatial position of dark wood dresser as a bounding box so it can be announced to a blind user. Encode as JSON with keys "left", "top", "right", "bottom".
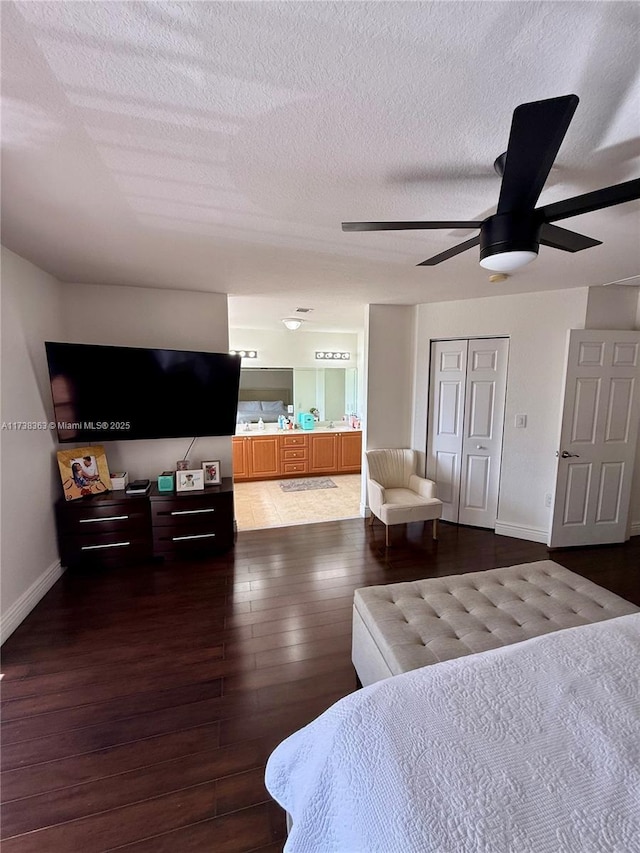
{"left": 55, "top": 478, "right": 235, "bottom": 567}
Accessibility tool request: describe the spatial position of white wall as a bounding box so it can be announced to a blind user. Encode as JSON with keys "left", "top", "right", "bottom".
{"left": 59, "top": 283, "right": 231, "bottom": 480}
{"left": 1, "top": 247, "right": 63, "bottom": 642}
{"left": 229, "top": 328, "right": 359, "bottom": 370}
{"left": 585, "top": 285, "right": 639, "bottom": 330}
{"left": 365, "top": 305, "right": 415, "bottom": 450}
{"left": 414, "top": 287, "right": 590, "bottom": 541}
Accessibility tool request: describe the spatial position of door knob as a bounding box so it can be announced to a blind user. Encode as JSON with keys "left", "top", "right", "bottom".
{"left": 561, "top": 450, "right": 580, "bottom": 458}
{"left": 476, "top": 445, "right": 486, "bottom": 449}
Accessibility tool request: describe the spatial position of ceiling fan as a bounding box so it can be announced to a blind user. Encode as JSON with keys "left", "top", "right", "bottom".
{"left": 342, "top": 95, "right": 640, "bottom": 272}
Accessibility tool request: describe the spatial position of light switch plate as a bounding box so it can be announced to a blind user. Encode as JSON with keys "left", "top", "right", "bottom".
{"left": 515, "top": 414, "right": 527, "bottom": 428}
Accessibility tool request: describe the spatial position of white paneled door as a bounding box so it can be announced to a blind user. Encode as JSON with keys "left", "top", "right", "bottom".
{"left": 427, "top": 338, "right": 509, "bottom": 527}
{"left": 549, "top": 330, "right": 640, "bottom": 548}
{"left": 427, "top": 340, "right": 468, "bottom": 523}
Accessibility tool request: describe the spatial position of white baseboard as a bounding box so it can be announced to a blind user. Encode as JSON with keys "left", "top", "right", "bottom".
{"left": 630, "top": 522, "right": 640, "bottom": 537}
{"left": 494, "top": 521, "right": 549, "bottom": 544}
{"left": 1, "top": 558, "right": 64, "bottom": 645}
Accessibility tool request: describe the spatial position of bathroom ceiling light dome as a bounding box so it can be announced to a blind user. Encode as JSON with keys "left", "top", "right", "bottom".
{"left": 282, "top": 318, "right": 303, "bottom": 330}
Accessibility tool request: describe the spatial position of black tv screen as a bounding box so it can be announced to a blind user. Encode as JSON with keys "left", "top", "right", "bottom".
{"left": 45, "top": 342, "right": 241, "bottom": 443}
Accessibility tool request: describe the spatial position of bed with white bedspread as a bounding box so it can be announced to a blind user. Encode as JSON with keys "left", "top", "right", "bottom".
{"left": 266, "top": 613, "right": 640, "bottom": 853}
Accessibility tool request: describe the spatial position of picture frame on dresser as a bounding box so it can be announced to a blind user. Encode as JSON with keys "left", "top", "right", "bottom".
{"left": 57, "top": 445, "right": 112, "bottom": 500}
{"left": 176, "top": 468, "right": 205, "bottom": 492}
{"left": 202, "top": 460, "right": 222, "bottom": 486}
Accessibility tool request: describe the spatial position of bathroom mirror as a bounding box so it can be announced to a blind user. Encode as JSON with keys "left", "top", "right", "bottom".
{"left": 238, "top": 367, "right": 358, "bottom": 421}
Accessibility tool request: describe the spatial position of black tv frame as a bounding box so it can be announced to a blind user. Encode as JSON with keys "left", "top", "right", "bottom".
{"left": 45, "top": 341, "right": 242, "bottom": 443}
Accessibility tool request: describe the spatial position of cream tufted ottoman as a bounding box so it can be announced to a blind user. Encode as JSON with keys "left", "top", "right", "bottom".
{"left": 352, "top": 560, "right": 639, "bottom": 687}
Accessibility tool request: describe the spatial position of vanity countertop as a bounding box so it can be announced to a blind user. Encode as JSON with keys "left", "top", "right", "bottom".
{"left": 234, "top": 424, "right": 361, "bottom": 436}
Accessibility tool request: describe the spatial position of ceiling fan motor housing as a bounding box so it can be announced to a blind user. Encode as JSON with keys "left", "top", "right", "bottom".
{"left": 479, "top": 213, "right": 542, "bottom": 262}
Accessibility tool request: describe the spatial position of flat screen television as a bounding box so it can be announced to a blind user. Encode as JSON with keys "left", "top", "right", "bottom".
{"left": 45, "top": 342, "right": 242, "bottom": 443}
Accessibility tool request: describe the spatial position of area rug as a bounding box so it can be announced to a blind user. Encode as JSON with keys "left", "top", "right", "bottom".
{"left": 279, "top": 477, "right": 338, "bottom": 492}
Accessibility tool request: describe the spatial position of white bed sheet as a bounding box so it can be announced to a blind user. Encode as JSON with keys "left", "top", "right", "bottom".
{"left": 266, "top": 613, "right": 640, "bottom": 853}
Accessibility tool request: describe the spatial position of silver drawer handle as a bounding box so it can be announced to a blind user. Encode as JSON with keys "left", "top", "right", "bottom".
{"left": 171, "top": 532, "right": 216, "bottom": 541}
{"left": 81, "top": 541, "right": 131, "bottom": 550}
{"left": 170, "top": 509, "right": 215, "bottom": 516}
{"left": 80, "top": 515, "right": 129, "bottom": 523}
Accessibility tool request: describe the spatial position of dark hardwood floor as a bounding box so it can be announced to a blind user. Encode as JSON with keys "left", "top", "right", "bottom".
{"left": 2, "top": 519, "right": 639, "bottom": 852}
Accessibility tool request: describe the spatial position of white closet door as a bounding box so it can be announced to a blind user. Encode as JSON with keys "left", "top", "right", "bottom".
{"left": 549, "top": 329, "right": 640, "bottom": 548}
{"left": 427, "top": 340, "right": 468, "bottom": 523}
{"left": 458, "top": 338, "right": 509, "bottom": 528}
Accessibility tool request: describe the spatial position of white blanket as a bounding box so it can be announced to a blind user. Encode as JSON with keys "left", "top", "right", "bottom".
{"left": 266, "top": 613, "right": 640, "bottom": 853}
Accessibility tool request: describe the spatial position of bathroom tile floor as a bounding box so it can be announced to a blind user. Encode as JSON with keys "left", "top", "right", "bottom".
{"left": 234, "top": 474, "right": 362, "bottom": 530}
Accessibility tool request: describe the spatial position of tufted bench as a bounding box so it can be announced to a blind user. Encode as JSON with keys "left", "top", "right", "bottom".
{"left": 352, "top": 560, "right": 639, "bottom": 687}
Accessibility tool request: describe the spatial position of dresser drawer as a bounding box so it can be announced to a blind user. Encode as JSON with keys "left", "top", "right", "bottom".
{"left": 153, "top": 525, "right": 233, "bottom": 556}
{"left": 151, "top": 494, "right": 233, "bottom": 528}
{"left": 60, "top": 531, "right": 151, "bottom": 567}
{"left": 57, "top": 500, "right": 149, "bottom": 535}
{"left": 281, "top": 448, "right": 308, "bottom": 461}
{"left": 281, "top": 461, "right": 309, "bottom": 475}
{"left": 281, "top": 434, "right": 308, "bottom": 447}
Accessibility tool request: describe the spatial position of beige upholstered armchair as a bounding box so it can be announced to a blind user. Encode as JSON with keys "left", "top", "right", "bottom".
{"left": 366, "top": 449, "right": 443, "bottom": 547}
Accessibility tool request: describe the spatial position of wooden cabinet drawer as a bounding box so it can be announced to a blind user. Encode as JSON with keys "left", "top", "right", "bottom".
{"left": 281, "top": 434, "right": 308, "bottom": 447}
{"left": 281, "top": 461, "right": 309, "bottom": 475}
{"left": 281, "top": 448, "right": 308, "bottom": 461}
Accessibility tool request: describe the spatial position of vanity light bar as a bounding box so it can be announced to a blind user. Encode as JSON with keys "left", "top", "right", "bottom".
{"left": 315, "top": 351, "right": 350, "bottom": 360}
{"left": 229, "top": 350, "right": 258, "bottom": 358}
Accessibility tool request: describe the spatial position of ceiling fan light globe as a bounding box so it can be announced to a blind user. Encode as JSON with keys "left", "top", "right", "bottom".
{"left": 479, "top": 250, "right": 537, "bottom": 272}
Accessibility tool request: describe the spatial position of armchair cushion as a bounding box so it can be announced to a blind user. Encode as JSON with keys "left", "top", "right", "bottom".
{"left": 379, "top": 489, "right": 442, "bottom": 526}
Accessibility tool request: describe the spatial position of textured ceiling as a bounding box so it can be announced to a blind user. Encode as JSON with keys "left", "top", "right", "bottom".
{"left": 1, "top": 1, "right": 639, "bottom": 332}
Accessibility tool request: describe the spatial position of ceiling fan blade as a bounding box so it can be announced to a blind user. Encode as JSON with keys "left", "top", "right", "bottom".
{"left": 537, "top": 178, "right": 640, "bottom": 223}
{"left": 539, "top": 223, "right": 602, "bottom": 252}
{"left": 417, "top": 236, "right": 480, "bottom": 266}
{"left": 342, "top": 221, "right": 482, "bottom": 232}
{"left": 497, "top": 94, "right": 579, "bottom": 214}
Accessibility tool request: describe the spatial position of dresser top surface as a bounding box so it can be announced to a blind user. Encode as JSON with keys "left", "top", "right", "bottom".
{"left": 149, "top": 477, "right": 234, "bottom": 500}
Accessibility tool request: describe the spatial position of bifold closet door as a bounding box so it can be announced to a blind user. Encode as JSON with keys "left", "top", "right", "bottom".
{"left": 427, "top": 338, "right": 508, "bottom": 527}
{"left": 427, "top": 340, "right": 468, "bottom": 523}
{"left": 458, "top": 338, "right": 509, "bottom": 527}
